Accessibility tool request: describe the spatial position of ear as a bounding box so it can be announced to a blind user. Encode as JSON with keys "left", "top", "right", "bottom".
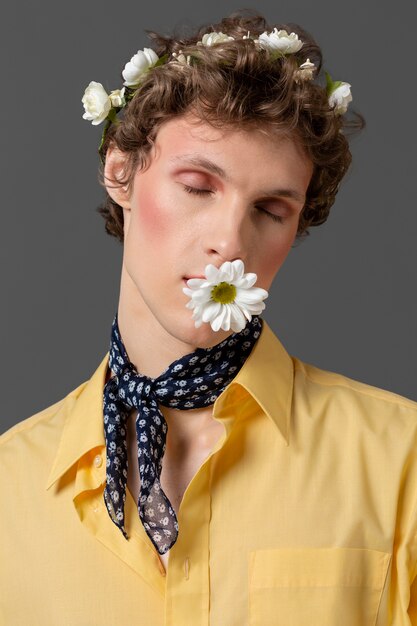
{"left": 103, "top": 145, "right": 132, "bottom": 209}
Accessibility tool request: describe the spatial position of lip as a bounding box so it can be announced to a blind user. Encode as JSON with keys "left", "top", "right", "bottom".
{"left": 183, "top": 276, "right": 206, "bottom": 286}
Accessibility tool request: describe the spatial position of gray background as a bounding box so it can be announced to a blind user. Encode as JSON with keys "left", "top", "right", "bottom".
{"left": 1, "top": 0, "right": 416, "bottom": 435}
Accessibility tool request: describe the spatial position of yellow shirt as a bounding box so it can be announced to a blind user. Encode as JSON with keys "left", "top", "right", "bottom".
{"left": 1, "top": 320, "right": 417, "bottom": 626}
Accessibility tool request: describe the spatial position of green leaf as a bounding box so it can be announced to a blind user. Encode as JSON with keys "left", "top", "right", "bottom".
{"left": 98, "top": 118, "right": 111, "bottom": 153}
{"left": 153, "top": 53, "right": 169, "bottom": 67}
{"left": 107, "top": 108, "right": 117, "bottom": 123}
{"left": 325, "top": 71, "right": 333, "bottom": 94}
{"left": 124, "top": 89, "right": 135, "bottom": 103}
{"left": 325, "top": 71, "right": 342, "bottom": 95}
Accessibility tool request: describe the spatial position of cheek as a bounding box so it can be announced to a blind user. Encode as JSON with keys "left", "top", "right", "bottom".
{"left": 134, "top": 185, "right": 171, "bottom": 240}
{"left": 258, "top": 231, "right": 295, "bottom": 284}
{"left": 127, "top": 177, "right": 190, "bottom": 274}
{"left": 262, "top": 249, "right": 285, "bottom": 276}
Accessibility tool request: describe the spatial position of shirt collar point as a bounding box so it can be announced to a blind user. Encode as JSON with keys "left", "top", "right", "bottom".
{"left": 45, "top": 352, "right": 109, "bottom": 492}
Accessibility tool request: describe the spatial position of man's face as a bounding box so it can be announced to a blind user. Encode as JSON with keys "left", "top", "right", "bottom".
{"left": 120, "top": 113, "right": 313, "bottom": 349}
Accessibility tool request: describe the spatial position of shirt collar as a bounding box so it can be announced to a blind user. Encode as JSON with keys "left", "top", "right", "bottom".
{"left": 212, "top": 320, "right": 293, "bottom": 446}
{"left": 45, "top": 319, "right": 293, "bottom": 490}
{"left": 45, "top": 351, "right": 109, "bottom": 491}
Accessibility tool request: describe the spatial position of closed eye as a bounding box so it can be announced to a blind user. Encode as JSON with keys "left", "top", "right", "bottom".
{"left": 182, "top": 184, "right": 213, "bottom": 196}
{"left": 182, "top": 185, "right": 284, "bottom": 223}
{"left": 255, "top": 207, "right": 283, "bottom": 223}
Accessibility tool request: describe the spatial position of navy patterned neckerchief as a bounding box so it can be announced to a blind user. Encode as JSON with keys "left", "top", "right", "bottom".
{"left": 102, "top": 313, "right": 263, "bottom": 555}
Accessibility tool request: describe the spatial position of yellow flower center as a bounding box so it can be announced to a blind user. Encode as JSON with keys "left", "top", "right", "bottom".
{"left": 211, "top": 282, "right": 237, "bottom": 304}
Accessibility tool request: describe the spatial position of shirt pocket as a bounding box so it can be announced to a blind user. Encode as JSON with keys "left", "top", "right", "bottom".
{"left": 248, "top": 546, "right": 391, "bottom": 626}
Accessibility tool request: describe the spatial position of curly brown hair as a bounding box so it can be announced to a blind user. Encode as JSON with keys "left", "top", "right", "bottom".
{"left": 96, "top": 9, "right": 365, "bottom": 244}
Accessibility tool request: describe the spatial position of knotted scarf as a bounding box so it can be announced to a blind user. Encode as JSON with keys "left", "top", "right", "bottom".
{"left": 102, "top": 313, "right": 263, "bottom": 555}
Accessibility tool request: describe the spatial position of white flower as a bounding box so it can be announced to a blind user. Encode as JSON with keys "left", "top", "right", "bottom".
{"left": 122, "top": 47, "right": 159, "bottom": 87}
{"left": 198, "top": 31, "right": 235, "bottom": 46}
{"left": 294, "top": 58, "right": 316, "bottom": 83}
{"left": 182, "top": 259, "right": 268, "bottom": 333}
{"left": 177, "top": 54, "right": 191, "bottom": 65}
{"left": 81, "top": 81, "right": 112, "bottom": 125}
{"left": 328, "top": 82, "right": 352, "bottom": 115}
{"left": 109, "top": 87, "right": 126, "bottom": 108}
{"left": 172, "top": 50, "right": 192, "bottom": 65}
{"left": 258, "top": 28, "right": 303, "bottom": 55}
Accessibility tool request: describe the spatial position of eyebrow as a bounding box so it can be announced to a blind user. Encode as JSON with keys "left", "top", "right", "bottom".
{"left": 168, "top": 153, "right": 306, "bottom": 203}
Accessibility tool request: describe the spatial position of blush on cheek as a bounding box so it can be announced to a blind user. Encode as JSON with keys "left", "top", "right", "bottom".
{"left": 136, "top": 187, "right": 172, "bottom": 239}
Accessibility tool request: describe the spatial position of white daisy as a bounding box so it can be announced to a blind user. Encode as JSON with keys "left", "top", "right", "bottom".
{"left": 182, "top": 259, "right": 268, "bottom": 333}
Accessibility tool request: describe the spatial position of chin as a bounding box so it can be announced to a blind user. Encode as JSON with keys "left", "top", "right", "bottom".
{"left": 164, "top": 310, "right": 233, "bottom": 351}
{"left": 186, "top": 322, "right": 233, "bottom": 350}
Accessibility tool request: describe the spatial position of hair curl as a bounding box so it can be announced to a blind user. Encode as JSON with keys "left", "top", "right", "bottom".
{"left": 96, "top": 9, "right": 365, "bottom": 244}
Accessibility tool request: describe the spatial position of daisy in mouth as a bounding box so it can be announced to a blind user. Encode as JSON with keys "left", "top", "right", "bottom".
{"left": 182, "top": 259, "right": 269, "bottom": 333}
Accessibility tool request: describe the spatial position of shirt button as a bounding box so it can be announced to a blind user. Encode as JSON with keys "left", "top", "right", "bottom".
{"left": 94, "top": 454, "right": 103, "bottom": 468}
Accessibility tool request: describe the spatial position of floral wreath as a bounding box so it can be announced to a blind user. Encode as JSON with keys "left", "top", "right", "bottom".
{"left": 82, "top": 28, "right": 353, "bottom": 155}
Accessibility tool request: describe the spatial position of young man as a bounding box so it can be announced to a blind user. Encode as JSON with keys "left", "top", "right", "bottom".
{"left": 2, "top": 12, "right": 417, "bottom": 625}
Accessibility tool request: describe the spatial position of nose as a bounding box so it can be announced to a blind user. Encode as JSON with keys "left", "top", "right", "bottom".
{"left": 203, "top": 199, "right": 251, "bottom": 265}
